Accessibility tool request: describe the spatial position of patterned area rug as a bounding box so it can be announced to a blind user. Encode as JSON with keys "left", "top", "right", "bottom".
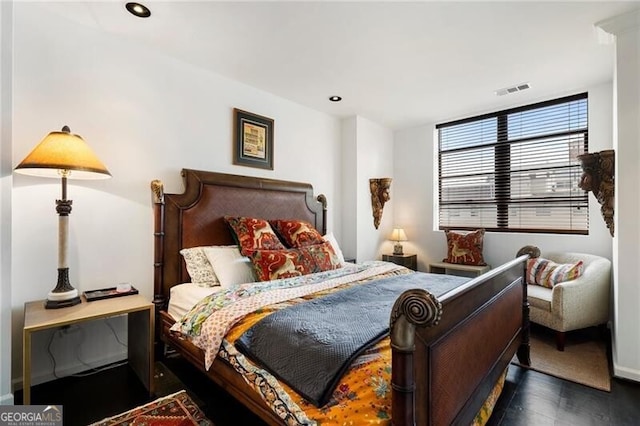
{"left": 89, "top": 390, "right": 213, "bottom": 425}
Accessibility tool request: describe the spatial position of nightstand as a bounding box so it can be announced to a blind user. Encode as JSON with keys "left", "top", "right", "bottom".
{"left": 428, "top": 261, "right": 490, "bottom": 278}
{"left": 23, "top": 294, "right": 154, "bottom": 405}
{"left": 382, "top": 253, "right": 417, "bottom": 271}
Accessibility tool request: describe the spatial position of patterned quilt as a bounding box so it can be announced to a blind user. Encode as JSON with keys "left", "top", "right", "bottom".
{"left": 171, "top": 261, "right": 505, "bottom": 425}
{"left": 235, "top": 271, "right": 468, "bottom": 407}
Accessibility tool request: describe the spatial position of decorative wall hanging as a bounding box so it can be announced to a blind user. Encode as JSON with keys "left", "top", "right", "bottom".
{"left": 370, "top": 177, "right": 392, "bottom": 229}
{"left": 578, "top": 149, "right": 614, "bottom": 236}
{"left": 233, "top": 108, "right": 274, "bottom": 170}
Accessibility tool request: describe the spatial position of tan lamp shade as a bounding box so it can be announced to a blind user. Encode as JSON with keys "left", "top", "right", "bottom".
{"left": 390, "top": 228, "right": 407, "bottom": 255}
{"left": 390, "top": 228, "right": 408, "bottom": 242}
{"left": 14, "top": 126, "right": 111, "bottom": 179}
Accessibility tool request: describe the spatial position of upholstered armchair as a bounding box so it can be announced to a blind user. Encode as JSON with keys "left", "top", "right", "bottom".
{"left": 524, "top": 250, "right": 612, "bottom": 351}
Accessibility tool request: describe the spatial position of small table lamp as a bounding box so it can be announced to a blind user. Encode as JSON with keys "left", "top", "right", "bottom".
{"left": 14, "top": 126, "right": 111, "bottom": 309}
{"left": 390, "top": 228, "right": 408, "bottom": 255}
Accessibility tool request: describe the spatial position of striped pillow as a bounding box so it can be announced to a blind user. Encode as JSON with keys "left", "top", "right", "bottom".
{"left": 526, "top": 257, "right": 584, "bottom": 288}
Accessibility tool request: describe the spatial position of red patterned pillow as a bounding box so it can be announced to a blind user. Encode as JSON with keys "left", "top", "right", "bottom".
{"left": 443, "top": 229, "right": 486, "bottom": 266}
{"left": 250, "top": 248, "right": 317, "bottom": 281}
{"left": 250, "top": 242, "right": 341, "bottom": 282}
{"left": 224, "top": 216, "right": 285, "bottom": 256}
{"left": 304, "top": 241, "right": 341, "bottom": 272}
{"left": 270, "top": 219, "right": 325, "bottom": 248}
{"left": 526, "top": 257, "right": 584, "bottom": 288}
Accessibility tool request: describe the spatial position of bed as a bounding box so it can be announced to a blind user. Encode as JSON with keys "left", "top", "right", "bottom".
{"left": 151, "top": 168, "right": 531, "bottom": 426}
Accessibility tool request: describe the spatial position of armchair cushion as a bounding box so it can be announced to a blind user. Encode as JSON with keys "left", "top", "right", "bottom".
{"left": 526, "top": 250, "right": 611, "bottom": 334}
{"left": 527, "top": 284, "right": 552, "bottom": 311}
{"left": 526, "top": 257, "right": 584, "bottom": 288}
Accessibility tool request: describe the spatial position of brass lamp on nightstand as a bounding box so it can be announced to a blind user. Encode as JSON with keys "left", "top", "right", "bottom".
{"left": 14, "top": 126, "right": 111, "bottom": 309}
{"left": 390, "top": 228, "right": 407, "bottom": 255}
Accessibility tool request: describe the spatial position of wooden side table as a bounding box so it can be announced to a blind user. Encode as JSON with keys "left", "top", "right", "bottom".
{"left": 23, "top": 294, "right": 154, "bottom": 404}
{"left": 382, "top": 253, "right": 417, "bottom": 271}
{"left": 428, "top": 261, "right": 490, "bottom": 277}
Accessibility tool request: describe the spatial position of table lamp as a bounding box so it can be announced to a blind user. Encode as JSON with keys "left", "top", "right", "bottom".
{"left": 390, "top": 228, "right": 407, "bottom": 255}
{"left": 14, "top": 126, "right": 111, "bottom": 308}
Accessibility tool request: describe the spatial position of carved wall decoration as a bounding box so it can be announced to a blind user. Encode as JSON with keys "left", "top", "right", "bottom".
{"left": 578, "top": 149, "right": 615, "bottom": 236}
{"left": 369, "top": 178, "right": 392, "bottom": 229}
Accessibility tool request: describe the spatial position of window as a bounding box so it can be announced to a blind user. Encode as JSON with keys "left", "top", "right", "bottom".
{"left": 437, "top": 93, "right": 588, "bottom": 234}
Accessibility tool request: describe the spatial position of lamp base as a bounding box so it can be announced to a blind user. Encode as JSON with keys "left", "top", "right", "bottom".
{"left": 393, "top": 243, "right": 404, "bottom": 255}
{"left": 45, "top": 296, "right": 81, "bottom": 309}
{"left": 44, "top": 267, "right": 82, "bottom": 309}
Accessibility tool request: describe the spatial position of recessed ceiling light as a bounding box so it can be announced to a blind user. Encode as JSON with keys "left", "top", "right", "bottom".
{"left": 126, "top": 2, "right": 151, "bottom": 18}
{"left": 329, "top": 96, "right": 342, "bottom": 102}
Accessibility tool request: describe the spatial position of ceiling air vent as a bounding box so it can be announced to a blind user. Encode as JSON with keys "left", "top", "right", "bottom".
{"left": 495, "top": 82, "right": 531, "bottom": 96}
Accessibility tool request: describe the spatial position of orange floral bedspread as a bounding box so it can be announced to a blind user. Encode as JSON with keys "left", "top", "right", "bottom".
{"left": 171, "top": 261, "right": 505, "bottom": 425}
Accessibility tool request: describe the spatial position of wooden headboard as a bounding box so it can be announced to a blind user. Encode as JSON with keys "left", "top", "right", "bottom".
{"left": 151, "top": 169, "right": 326, "bottom": 304}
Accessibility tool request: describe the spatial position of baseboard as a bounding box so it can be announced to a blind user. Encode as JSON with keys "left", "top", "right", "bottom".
{"left": 13, "top": 351, "right": 127, "bottom": 391}
{"left": 613, "top": 363, "right": 640, "bottom": 382}
{"left": 0, "top": 392, "right": 14, "bottom": 405}
{"left": 611, "top": 333, "right": 640, "bottom": 383}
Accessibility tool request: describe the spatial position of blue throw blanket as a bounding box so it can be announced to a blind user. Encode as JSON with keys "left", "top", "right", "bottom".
{"left": 235, "top": 272, "right": 469, "bottom": 407}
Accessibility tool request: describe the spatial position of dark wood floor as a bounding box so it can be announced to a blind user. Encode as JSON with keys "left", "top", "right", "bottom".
{"left": 15, "top": 351, "right": 640, "bottom": 426}
{"left": 488, "top": 364, "right": 640, "bottom": 425}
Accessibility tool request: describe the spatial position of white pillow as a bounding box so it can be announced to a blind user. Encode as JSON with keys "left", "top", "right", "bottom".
{"left": 323, "top": 232, "right": 345, "bottom": 266}
{"left": 203, "top": 246, "right": 256, "bottom": 287}
{"left": 168, "top": 283, "right": 223, "bottom": 320}
{"left": 180, "top": 246, "right": 219, "bottom": 287}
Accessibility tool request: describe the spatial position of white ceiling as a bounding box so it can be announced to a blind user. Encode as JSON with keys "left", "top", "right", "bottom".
{"left": 38, "top": 1, "right": 640, "bottom": 129}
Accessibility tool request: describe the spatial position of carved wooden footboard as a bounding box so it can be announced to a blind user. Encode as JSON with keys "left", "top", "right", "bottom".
{"left": 391, "top": 256, "right": 530, "bottom": 426}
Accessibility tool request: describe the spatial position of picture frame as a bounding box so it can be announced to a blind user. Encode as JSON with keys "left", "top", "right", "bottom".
{"left": 233, "top": 108, "right": 274, "bottom": 170}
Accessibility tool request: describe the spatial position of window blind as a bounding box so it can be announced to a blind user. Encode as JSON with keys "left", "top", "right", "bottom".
{"left": 437, "top": 93, "right": 588, "bottom": 234}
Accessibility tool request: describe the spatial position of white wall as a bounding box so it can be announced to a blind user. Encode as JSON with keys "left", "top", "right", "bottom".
{"left": 340, "top": 116, "right": 395, "bottom": 263}
{"left": 340, "top": 117, "right": 357, "bottom": 260}
{"left": 598, "top": 9, "right": 640, "bottom": 382}
{"left": 355, "top": 116, "right": 395, "bottom": 262}
{"left": 10, "top": 3, "right": 342, "bottom": 388}
{"left": 1, "top": 0, "right": 14, "bottom": 406}
{"left": 393, "top": 125, "right": 435, "bottom": 272}
{"left": 394, "top": 83, "right": 614, "bottom": 272}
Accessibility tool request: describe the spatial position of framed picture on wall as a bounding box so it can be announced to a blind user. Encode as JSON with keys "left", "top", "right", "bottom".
{"left": 233, "top": 108, "right": 274, "bottom": 170}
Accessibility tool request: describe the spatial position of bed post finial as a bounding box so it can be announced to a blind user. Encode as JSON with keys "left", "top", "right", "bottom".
{"left": 390, "top": 288, "right": 442, "bottom": 350}
{"left": 516, "top": 245, "right": 539, "bottom": 259}
{"left": 390, "top": 289, "right": 442, "bottom": 426}
{"left": 316, "top": 194, "right": 327, "bottom": 210}
{"left": 317, "top": 194, "right": 327, "bottom": 235}
{"left": 151, "top": 179, "right": 164, "bottom": 204}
